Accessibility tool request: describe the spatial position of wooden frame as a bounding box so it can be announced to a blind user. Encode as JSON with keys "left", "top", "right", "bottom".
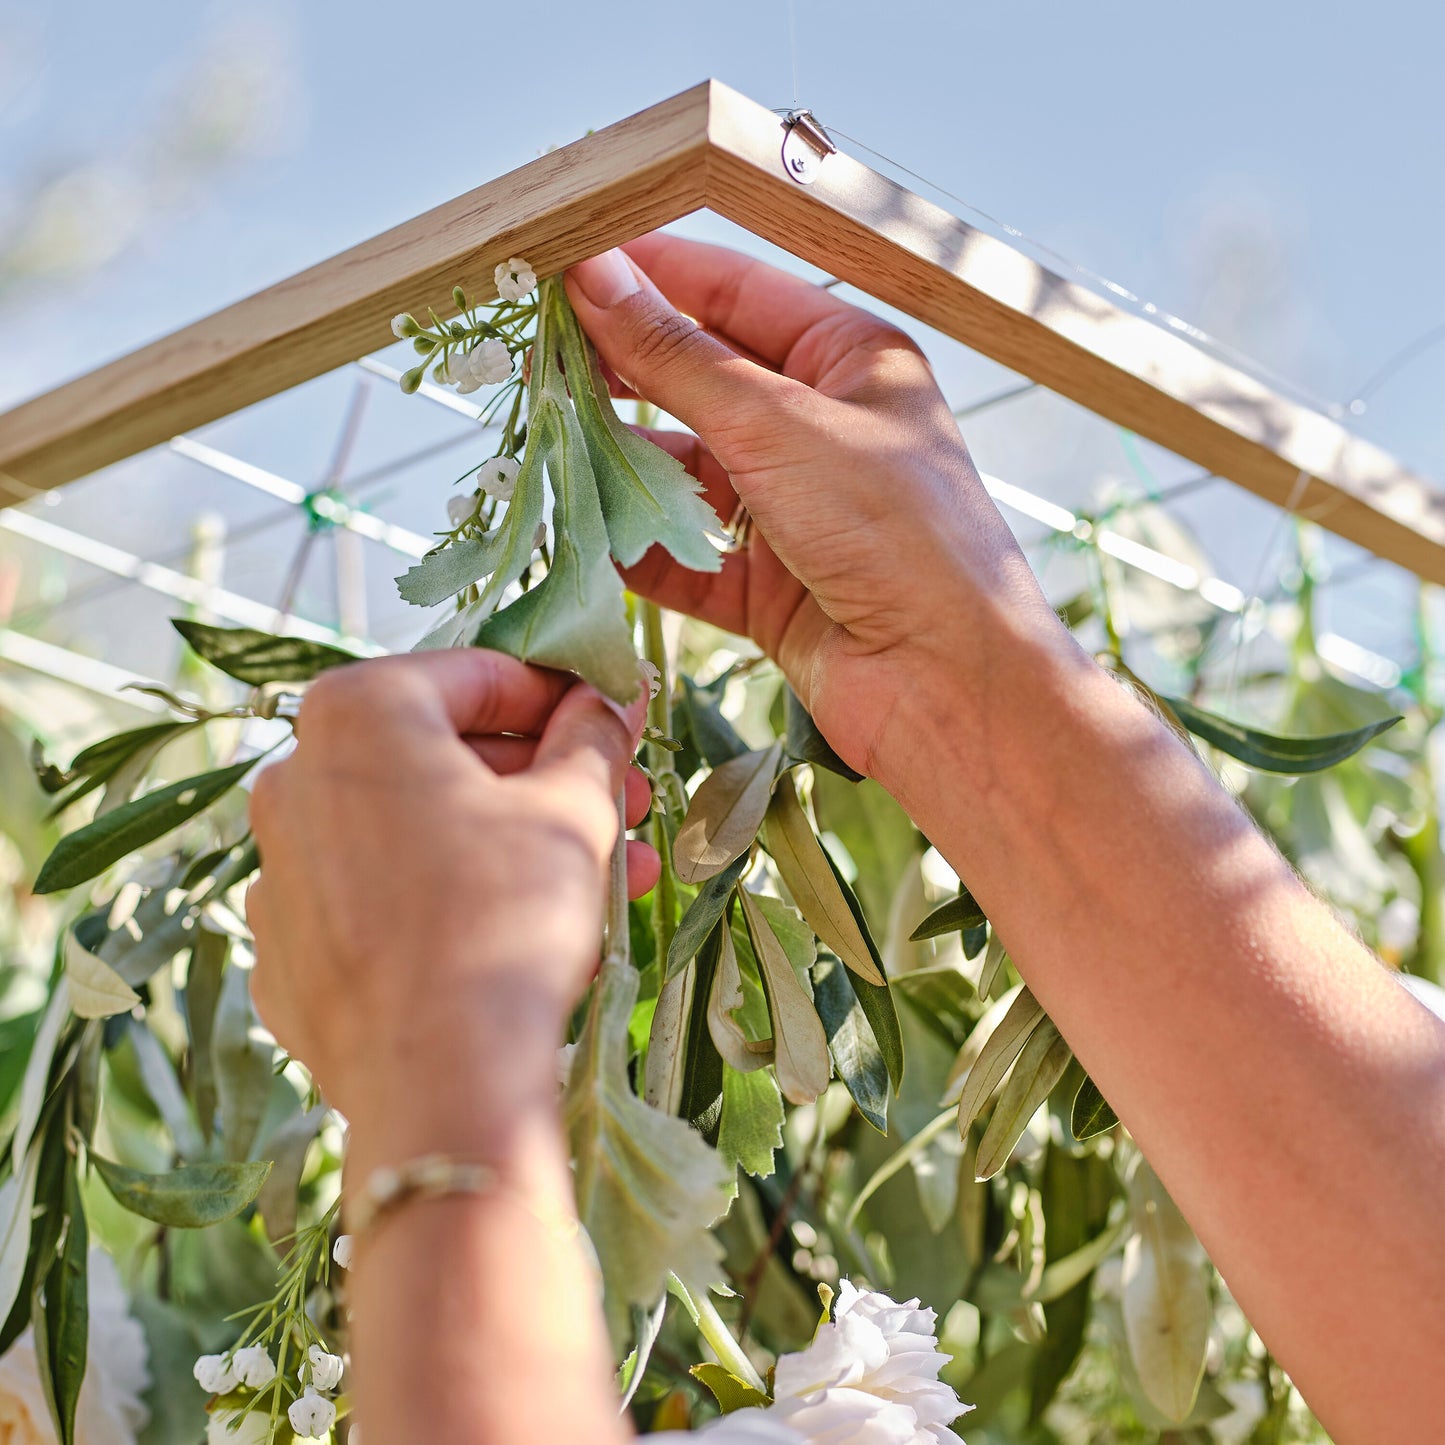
{"left": 3, "top": 79, "right": 1443, "bottom": 583}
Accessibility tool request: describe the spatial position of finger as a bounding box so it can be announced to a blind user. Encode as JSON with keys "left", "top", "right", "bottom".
{"left": 533, "top": 681, "right": 648, "bottom": 798}
{"left": 468, "top": 735, "right": 651, "bottom": 823}
{"left": 298, "top": 650, "right": 572, "bottom": 749}
{"left": 626, "top": 839, "right": 662, "bottom": 900}
{"left": 622, "top": 232, "right": 888, "bottom": 377}
{"left": 565, "top": 249, "right": 806, "bottom": 461}
{"left": 624, "top": 765, "right": 652, "bottom": 828}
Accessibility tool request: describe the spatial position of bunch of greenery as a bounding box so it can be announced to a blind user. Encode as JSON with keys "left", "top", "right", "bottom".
{"left": 0, "top": 268, "right": 1425, "bottom": 1445}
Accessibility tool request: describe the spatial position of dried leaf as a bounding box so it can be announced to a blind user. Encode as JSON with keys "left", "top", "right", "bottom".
{"left": 673, "top": 744, "right": 781, "bottom": 885}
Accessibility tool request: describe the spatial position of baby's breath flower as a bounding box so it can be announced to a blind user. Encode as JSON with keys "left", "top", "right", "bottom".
{"left": 447, "top": 493, "right": 478, "bottom": 529}
{"left": 451, "top": 349, "right": 483, "bottom": 394}
{"left": 288, "top": 1387, "right": 337, "bottom": 1439}
{"left": 391, "top": 313, "right": 420, "bottom": 339}
{"left": 467, "top": 337, "right": 513, "bottom": 386}
{"left": 193, "top": 1353, "right": 239, "bottom": 1394}
{"left": 639, "top": 659, "right": 662, "bottom": 700}
{"left": 231, "top": 1345, "right": 276, "bottom": 1389}
{"left": 306, "top": 1345, "right": 345, "bottom": 1392}
{"left": 495, "top": 257, "right": 537, "bottom": 301}
{"left": 479, "top": 456, "right": 521, "bottom": 501}
{"left": 332, "top": 1234, "right": 354, "bottom": 1270}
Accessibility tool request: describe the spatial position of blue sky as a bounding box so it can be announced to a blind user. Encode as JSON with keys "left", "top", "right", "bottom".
{"left": 2, "top": 0, "right": 1442, "bottom": 688}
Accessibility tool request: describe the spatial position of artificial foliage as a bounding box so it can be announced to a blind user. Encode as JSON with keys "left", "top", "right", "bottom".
{"left": 0, "top": 259, "right": 1428, "bottom": 1445}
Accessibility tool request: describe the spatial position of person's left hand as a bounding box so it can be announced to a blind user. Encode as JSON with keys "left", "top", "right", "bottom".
{"left": 244, "top": 650, "right": 654, "bottom": 1129}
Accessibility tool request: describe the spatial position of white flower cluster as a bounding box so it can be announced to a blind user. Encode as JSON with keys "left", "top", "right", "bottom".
{"left": 651, "top": 1283, "right": 971, "bottom": 1444}
{"left": 440, "top": 337, "right": 513, "bottom": 394}
{"left": 194, "top": 1340, "right": 346, "bottom": 1443}
{"left": 495, "top": 256, "right": 537, "bottom": 301}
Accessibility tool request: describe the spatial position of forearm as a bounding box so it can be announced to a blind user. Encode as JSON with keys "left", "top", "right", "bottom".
{"left": 343, "top": 1004, "right": 627, "bottom": 1445}
{"left": 881, "top": 605, "right": 1445, "bottom": 1443}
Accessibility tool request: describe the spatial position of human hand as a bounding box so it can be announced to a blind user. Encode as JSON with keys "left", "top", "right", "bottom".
{"left": 566, "top": 235, "right": 1075, "bottom": 789}
{"left": 244, "top": 650, "right": 652, "bottom": 1130}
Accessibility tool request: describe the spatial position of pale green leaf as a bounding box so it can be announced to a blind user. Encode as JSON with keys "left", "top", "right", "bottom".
{"left": 691, "top": 1362, "right": 770, "bottom": 1413}
{"left": 395, "top": 534, "right": 509, "bottom": 608}
{"left": 739, "top": 890, "right": 828, "bottom": 1106}
{"left": 126, "top": 1019, "right": 204, "bottom": 1161}
{"left": 717, "top": 1065, "right": 784, "bottom": 1179}
{"left": 673, "top": 745, "right": 781, "bottom": 885}
{"left": 213, "top": 961, "right": 276, "bottom": 1162}
{"left": 92, "top": 1156, "right": 272, "bottom": 1228}
{"left": 63, "top": 930, "right": 139, "bottom": 1019}
{"left": 975, "top": 1019, "right": 1072, "bottom": 1179}
{"left": 948, "top": 984, "right": 1043, "bottom": 1134}
{"left": 707, "top": 922, "right": 772, "bottom": 1073}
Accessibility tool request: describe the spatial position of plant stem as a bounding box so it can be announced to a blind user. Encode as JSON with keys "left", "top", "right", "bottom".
{"left": 689, "top": 1280, "right": 767, "bottom": 1393}
{"left": 606, "top": 787, "right": 630, "bottom": 970}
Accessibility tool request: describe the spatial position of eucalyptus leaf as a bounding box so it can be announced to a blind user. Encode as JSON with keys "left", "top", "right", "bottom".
{"left": 975, "top": 1019, "right": 1073, "bottom": 1179}
{"left": 1122, "top": 1159, "right": 1210, "bottom": 1423}
{"left": 62, "top": 929, "right": 139, "bottom": 1019}
{"left": 1072, "top": 1073, "right": 1120, "bottom": 1140}
{"left": 673, "top": 744, "right": 782, "bottom": 885}
{"left": 214, "top": 960, "right": 276, "bottom": 1162}
{"left": 910, "top": 888, "right": 987, "bottom": 941}
{"left": 765, "top": 772, "right": 883, "bottom": 986}
{"left": 739, "top": 890, "right": 829, "bottom": 1106}
{"left": 952, "top": 985, "right": 1045, "bottom": 1137}
{"left": 92, "top": 1155, "right": 271, "bottom": 1228}
{"left": 811, "top": 953, "right": 889, "bottom": 1132}
{"left": 558, "top": 294, "right": 725, "bottom": 572}
{"left": 1162, "top": 693, "right": 1402, "bottom": 774}
{"left": 667, "top": 852, "right": 751, "bottom": 983}
{"left": 171, "top": 620, "right": 357, "bottom": 685}
{"left": 33, "top": 759, "right": 259, "bottom": 894}
{"left": 566, "top": 961, "right": 733, "bottom": 1338}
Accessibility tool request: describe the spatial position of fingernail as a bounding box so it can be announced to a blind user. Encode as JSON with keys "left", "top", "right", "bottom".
{"left": 570, "top": 249, "right": 642, "bottom": 309}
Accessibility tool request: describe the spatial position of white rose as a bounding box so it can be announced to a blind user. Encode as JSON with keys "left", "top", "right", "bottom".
{"left": 650, "top": 1410, "right": 805, "bottom": 1442}
{"left": 0, "top": 1250, "right": 150, "bottom": 1445}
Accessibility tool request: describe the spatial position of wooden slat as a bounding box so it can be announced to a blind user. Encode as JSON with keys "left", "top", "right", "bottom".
{"left": 0, "top": 83, "right": 714, "bottom": 501}
{"left": 703, "top": 83, "right": 1445, "bottom": 585}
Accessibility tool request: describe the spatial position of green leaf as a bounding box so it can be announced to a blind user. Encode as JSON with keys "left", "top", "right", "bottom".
{"left": 741, "top": 891, "right": 829, "bottom": 1106}
{"left": 253, "top": 1105, "right": 327, "bottom": 1244}
{"left": 784, "top": 687, "right": 861, "bottom": 782}
{"left": 172, "top": 620, "right": 358, "bottom": 685}
{"left": 1122, "top": 1159, "right": 1210, "bottom": 1423}
{"left": 673, "top": 744, "right": 781, "bottom": 885}
{"left": 952, "top": 985, "right": 1045, "bottom": 1137}
{"left": 976, "top": 1019, "right": 1072, "bottom": 1180}
{"left": 395, "top": 534, "right": 510, "bottom": 608}
{"left": 1162, "top": 693, "right": 1402, "bottom": 774}
{"left": 0, "top": 1010, "right": 40, "bottom": 1119}
{"left": 125, "top": 1019, "right": 205, "bottom": 1161}
{"left": 909, "top": 888, "right": 987, "bottom": 941}
{"left": 557, "top": 290, "right": 725, "bottom": 573}
{"left": 0, "top": 1139, "right": 42, "bottom": 1330}
{"left": 62, "top": 929, "right": 140, "bottom": 1019}
{"left": 811, "top": 953, "right": 889, "bottom": 1132}
{"left": 184, "top": 928, "right": 227, "bottom": 1141}
{"left": 666, "top": 853, "right": 750, "bottom": 983}
{"left": 765, "top": 772, "right": 883, "bottom": 985}
{"left": 34, "top": 758, "right": 259, "bottom": 894}
{"left": 34, "top": 1167, "right": 87, "bottom": 1445}
{"left": 566, "top": 961, "right": 733, "bottom": 1341}
{"left": 1071, "top": 1072, "right": 1120, "bottom": 1140}
{"left": 92, "top": 1156, "right": 271, "bottom": 1228}
{"left": 49, "top": 722, "right": 200, "bottom": 816}
{"left": 717, "top": 1064, "right": 784, "bottom": 1179}
{"left": 214, "top": 960, "right": 276, "bottom": 1162}
{"left": 691, "top": 1362, "right": 770, "bottom": 1413}
{"left": 677, "top": 675, "right": 748, "bottom": 768}
{"left": 676, "top": 929, "right": 726, "bottom": 1140}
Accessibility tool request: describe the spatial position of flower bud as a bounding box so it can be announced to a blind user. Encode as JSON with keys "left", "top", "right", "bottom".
{"left": 288, "top": 1388, "right": 337, "bottom": 1439}
{"left": 452, "top": 285, "right": 468, "bottom": 312}
{"left": 193, "top": 1353, "right": 239, "bottom": 1394}
{"left": 231, "top": 1345, "right": 276, "bottom": 1389}
{"left": 332, "top": 1234, "right": 354, "bottom": 1270}
{"left": 495, "top": 257, "right": 538, "bottom": 302}
{"left": 412, "top": 337, "right": 436, "bottom": 356}
{"left": 399, "top": 363, "right": 426, "bottom": 395}
{"left": 306, "top": 1345, "right": 345, "bottom": 1392}
{"left": 391, "top": 313, "right": 421, "bottom": 339}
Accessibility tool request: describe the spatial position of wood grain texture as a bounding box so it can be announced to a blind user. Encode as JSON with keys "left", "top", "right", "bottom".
{"left": 703, "top": 83, "right": 1445, "bottom": 585}
{"left": 0, "top": 83, "right": 713, "bottom": 500}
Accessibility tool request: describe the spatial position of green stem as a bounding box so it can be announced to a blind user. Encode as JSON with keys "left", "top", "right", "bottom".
{"left": 688, "top": 1280, "right": 767, "bottom": 1393}
{"left": 642, "top": 601, "right": 680, "bottom": 972}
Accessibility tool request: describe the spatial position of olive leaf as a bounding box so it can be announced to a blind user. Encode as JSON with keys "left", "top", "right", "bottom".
{"left": 811, "top": 952, "right": 889, "bottom": 1132}
{"left": 677, "top": 675, "right": 748, "bottom": 768}
{"left": 975, "top": 1018, "right": 1072, "bottom": 1179}
{"left": 1162, "top": 694, "right": 1402, "bottom": 774}
{"left": 33, "top": 758, "right": 259, "bottom": 894}
{"left": 673, "top": 743, "right": 782, "bottom": 885}
{"left": 566, "top": 961, "right": 733, "bottom": 1338}
{"left": 765, "top": 771, "right": 884, "bottom": 985}
{"left": 784, "top": 687, "right": 861, "bottom": 782}
{"left": 557, "top": 293, "right": 725, "bottom": 572}
{"left": 1122, "top": 1159, "right": 1211, "bottom": 1423}
{"left": 707, "top": 920, "right": 772, "bottom": 1073}
{"left": 11, "top": 984, "right": 72, "bottom": 1170}
{"left": 33, "top": 1166, "right": 87, "bottom": 1445}
{"left": 185, "top": 927, "right": 228, "bottom": 1141}
{"left": 738, "top": 890, "right": 829, "bottom": 1106}
{"left": 171, "top": 620, "right": 358, "bottom": 685}
{"left": 951, "top": 985, "right": 1046, "bottom": 1137}
{"left": 0, "top": 1141, "right": 42, "bottom": 1328}
{"left": 1072, "top": 1072, "right": 1120, "bottom": 1140}
{"left": 910, "top": 886, "right": 987, "bottom": 941}
{"left": 126, "top": 1018, "right": 205, "bottom": 1162}
{"left": 253, "top": 1105, "right": 328, "bottom": 1243}
{"left": 46, "top": 721, "right": 199, "bottom": 817}
{"left": 666, "top": 852, "right": 752, "bottom": 983}
{"left": 644, "top": 952, "right": 697, "bottom": 1113}
{"left": 63, "top": 928, "right": 140, "bottom": 1019}
{"left": 214, "top": 959, "right": 276, "bottom": 1162}
{"left": 92, "top": 1156, "right": 272, "bottom": 1228}
{"left": 976, "top": 930, "right": 1008, "bottom": 997}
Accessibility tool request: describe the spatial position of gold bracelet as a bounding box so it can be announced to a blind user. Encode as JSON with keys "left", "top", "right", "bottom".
{"left": 346, "top": 1154, "right": 580, "bottom": 1245}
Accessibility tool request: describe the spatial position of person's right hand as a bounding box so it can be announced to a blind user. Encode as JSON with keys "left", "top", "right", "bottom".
{"left": 565, "top": 235, "right": 1076, "bottom": 789}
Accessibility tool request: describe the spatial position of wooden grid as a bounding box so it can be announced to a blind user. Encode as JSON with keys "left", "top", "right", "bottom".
{"left": 3, "top": 79, "right": 1443, "bottom": 584}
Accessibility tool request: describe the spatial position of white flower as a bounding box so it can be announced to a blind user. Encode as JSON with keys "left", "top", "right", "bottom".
{"left": 231, "top": 1345, "right": 276, "bottom": 1389}
{"left": 451, "top": 350, "right": 484, "bottom": 394}
{"left": 769, "top": 1283, "right": 971, "bottom": 1444}
{"left": 194, "top": 1353, "right": 239, "bottom": 1395}
{"left": 390, "top": 313, "right": 417, "bottom": 339}
{"left": 306, "top": 1346, "right": 345, "bottom": 1392}
{"left": 478, "top": 456, "right": 521, "bottom": 501}
{"left": 288, "top": 1387, "right": 337, "bottom": 1439}
{"left": 0, "top": 1250, "right": 150, "bottom": 1445}
{"left": 1378, "top": 896, "right": 1420, "bottom": 953}
{"left": 495, "top": 257, "right": 537, "bottom": 301}
{"left": 639, "top": 659, "right": 662, "bottom": 700}
{"left": 332, "top": 1234, "right": 354, "bottom": 1270}
{"left": 207, "top": 1408, "right": 271, "bottom": 1445}
{"left": 467, "top": 337, "right": 513, "bottom": 386}
{"left": 650, "top": 1411, "right": 806, "bottom": 1442}
{"left": 447, "top": 493, "right": 478, "bottom": 528}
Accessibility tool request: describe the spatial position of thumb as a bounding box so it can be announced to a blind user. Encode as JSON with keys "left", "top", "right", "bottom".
{"left": 565, "top": 250, "right": 787, "bottom": 452}
{"left": 533, "top": 680, "right": 648, "bottom": 799}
